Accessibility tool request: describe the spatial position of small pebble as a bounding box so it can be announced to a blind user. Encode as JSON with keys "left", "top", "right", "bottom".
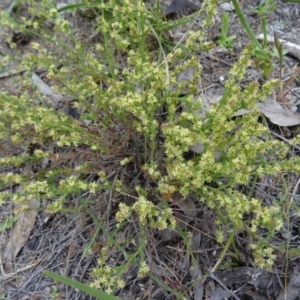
{"left": 44, "top": 286, "right": 51, "bottom": 295}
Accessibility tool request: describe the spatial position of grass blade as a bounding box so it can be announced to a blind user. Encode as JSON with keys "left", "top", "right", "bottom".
{"left": 44, "top": 270, "right": 121, "bottom": 300}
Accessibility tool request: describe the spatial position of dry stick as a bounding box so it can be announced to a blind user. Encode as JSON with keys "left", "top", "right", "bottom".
{"left": 270, "top": 131, "right": 300, "bottom": 152}
{"left": 0, "top": 68, "right": 47, "bottom": 79}
{"left": 291, "top": 177, "right": 300, "bottom": 203}
{"left": 0, "top": 262, "right": 40, "bottom": 281}
{"left": 208, "top": 232, "right": 240, "bottom": 297}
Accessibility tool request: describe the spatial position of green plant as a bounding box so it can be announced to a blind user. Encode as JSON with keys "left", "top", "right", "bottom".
{"left": 252, "top": 0, "right": 277, "bottom": 16}
{"left": 281, "top": 0, "right": 300, "bottom": 2}
{"left": 44, "top": 270, "right": 121, "bottom": 300}
{"left": 231, "top": 0, "right": 274, "bottom": 78}
{"left": 0, "top": 215, "right": 18, "bottom": 232}
{"left": 1, "top": 0, "right": 300, "bottom": 298}
{"left": 232, "top": 0, "right": 289, "bottom": 79}
{"left": 217, "top": 12, "right": 236, "bottom": 49}
{"left": 49, "top": 286, "right": 59, "bottom": 300}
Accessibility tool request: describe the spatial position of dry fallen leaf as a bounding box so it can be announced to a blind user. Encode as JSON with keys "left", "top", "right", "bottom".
{"left": 0, "top": 68, "right": 23, "bottom": 79}
{"left": 31, "top": 72, "right": 75, "bottom": 108}
{"left": 277, "top": 268, "right": 300, "bottom": 300}
{"left": 189, "top": 142, "right": 205, "bottom": 154}
{"left": 257, "top": 100, "right": 300, "bottom": 126}
{"left": 2, "top": 188, "right": 40, "bottom": 272}
{"left": 165, "top": 0, "right": 200, "bottom": 17}
{"left": 159, "top": 228, "right": 178, "bottom": 241}
{"left": 209, "top": 287, "right": 233, "bottom": 299}
{"left": 177, "top": 66, "right": 197, "bottom": 83}
{"left": 171, "top": 192, "right": 196, "bottom": 217}
{"left": 190, "top": 233, "right": 201, "bottom": 251}
{"left": 193, "top": 90, "right": 300, "bottom": 127}
{"left": 190, "top": 264, "right": 204, "bottom": 300}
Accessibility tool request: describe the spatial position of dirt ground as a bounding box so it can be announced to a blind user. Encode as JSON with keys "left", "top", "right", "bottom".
{"left": 1, "top": 0, "right": 300, "bottom": 299}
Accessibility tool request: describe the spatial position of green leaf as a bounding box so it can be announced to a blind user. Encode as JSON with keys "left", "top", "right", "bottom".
{"left": 0, "top": 216, "right": 18, "bottom": 232}
{"left": 220, "top": 12, "right": 229, "bottom": 40}
{"left": 226, "top": 35, "right": 236, "bottom": 42}
{"left": 262, "top": 62, "right": 273, "bottom": 79}
{"left": 253, "top": 49, "right": 271, "bottom": 61}
{"left": 281, "top": 0, "right": 300, "bottom": 3}
{"left": 231, "top": 0, "right": 262, "bottom": 50}
{"left": 261, "top": 17, "right": 268, "bottom": 48}
{"left": 43, "top": 270, "right": 121, "bottom": 300}
{"left": 271, "top": 47, "right": 288, "bottom": 58}
{"left": 81, "top": 113, "right": 96, "bottom": 121}
{"left": 0, "top": 1, "right": 19, "bottom": 34}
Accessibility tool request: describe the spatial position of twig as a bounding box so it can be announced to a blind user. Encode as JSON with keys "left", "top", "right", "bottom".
{"left": 270, "top": 131, "right": 300, "bottom": 152}
{"left": 291, "top": 177, "right": 300, "bottom": 204}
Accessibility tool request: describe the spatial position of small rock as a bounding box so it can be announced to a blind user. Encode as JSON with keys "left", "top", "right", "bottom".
{"left": 219, "top": 2, "right": 234, "bottom": 11}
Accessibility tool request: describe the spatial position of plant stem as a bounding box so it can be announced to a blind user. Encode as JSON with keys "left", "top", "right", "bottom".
{"left": 231, "top": 0, "right": 262, "bottom": 50}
